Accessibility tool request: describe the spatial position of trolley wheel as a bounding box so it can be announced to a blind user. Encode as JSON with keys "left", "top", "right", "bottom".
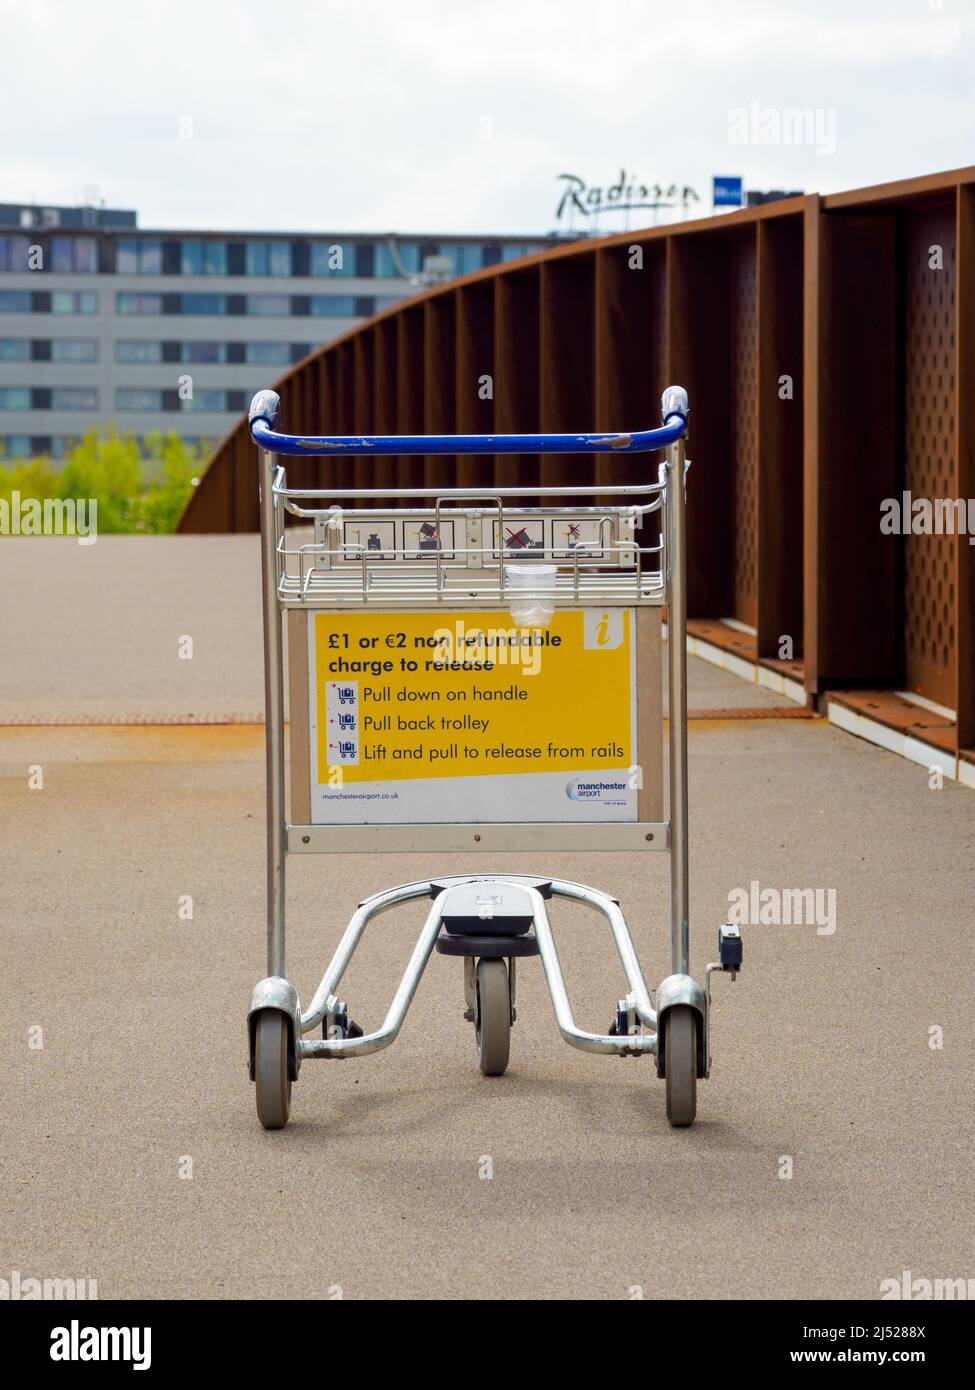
{"left": 475, "top": 958, "right": 511, "bottom": 1077}
{"left": 254, "top": 1010, "right": 292, "bottom": 1130}
{"left": 664, "top": 1005, "right": 697, "bottom": 1128}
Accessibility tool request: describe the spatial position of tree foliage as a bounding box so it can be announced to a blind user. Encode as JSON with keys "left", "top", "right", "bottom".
{"left": 0, "top": 428, "right": 206, "bottom": 533}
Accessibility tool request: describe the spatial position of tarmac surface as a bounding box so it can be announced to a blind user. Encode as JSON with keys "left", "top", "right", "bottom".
{"left": 1, "top": 537, "right": 973, "bottom": 1300}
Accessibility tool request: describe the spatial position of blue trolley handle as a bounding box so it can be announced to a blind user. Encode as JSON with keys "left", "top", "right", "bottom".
{"left": 248, "top": 386, "right": 688, "bottom": 456}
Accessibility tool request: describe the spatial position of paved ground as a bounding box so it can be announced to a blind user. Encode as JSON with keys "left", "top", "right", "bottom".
{"left": 1, "top": 538, "right": 973, "bottom": 1300}
{"left": 0, "top": 537, "right": 266, "bottom": 723}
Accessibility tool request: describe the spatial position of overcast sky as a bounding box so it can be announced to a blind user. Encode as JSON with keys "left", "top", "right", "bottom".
{"left": 3, "top": 0, "right": 973, "bottom": 235}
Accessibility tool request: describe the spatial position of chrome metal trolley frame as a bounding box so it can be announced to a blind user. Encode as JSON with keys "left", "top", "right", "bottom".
{"left": 246, "top": 385, "right": 742, "bottom": 1129}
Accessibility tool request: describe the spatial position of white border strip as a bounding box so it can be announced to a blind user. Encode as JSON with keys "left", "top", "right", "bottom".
{"left": 673, "top": 627, "right": 808, "bottom": 707}
{"left": 661, "top": 623, "right": 975, "bottom": 789}
{"left": 827, "top": 700, "right": 965, "bottom": 783}
{"left": 893, "top": 689, "right": 957, "bottom": 721}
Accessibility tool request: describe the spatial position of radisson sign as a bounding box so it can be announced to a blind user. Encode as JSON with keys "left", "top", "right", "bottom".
{"left": 556, "top": 170, "right": 699, "bottom": 222}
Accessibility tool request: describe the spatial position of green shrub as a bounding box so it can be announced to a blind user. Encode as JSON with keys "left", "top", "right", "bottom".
{"left": 0, "top": 427, "right": 207, "bottom": 534}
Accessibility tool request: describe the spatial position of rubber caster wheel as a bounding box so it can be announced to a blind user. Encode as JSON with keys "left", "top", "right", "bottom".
{"left": 475, "top": 958, "right": 510, "bottom": 1077}
{"left": 664, "top": 1005, "right": 697, "bottom": 1128}
{"left": 254, "top": 1010, "right": 292, "bottom": 1129}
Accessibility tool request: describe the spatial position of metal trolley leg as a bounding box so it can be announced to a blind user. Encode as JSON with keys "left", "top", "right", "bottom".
{"left": 259, "top": 446, "right": 287, "bottom": 980}
{"left": 287, "top": 875, "right": 661, "bottom": 1062}
{"left": 665, "top": 429, "right": 689, "bottom": 978}
{"left": 657, "top": 408, "right": 708, "bottom": 1125}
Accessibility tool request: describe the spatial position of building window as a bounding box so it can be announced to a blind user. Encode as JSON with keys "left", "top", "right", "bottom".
{"left": 0, "top": 236, "right": 33, "bottom": 272}
{"left": 180, "top": 240, "right": 228, "bottom": 275}
{"left": 115, "top": 340, "right": 163, "bottom": 363}
{"left": 245, "top": 241, "right": 292, "bottom": 277}
{"left": 179, "top": 341, "right": 227, "bottom": 363}
{"left": 51, "top": 339, "right": 98, "bottom": 363}
{"left": 52, "top": 387, "right": 98, "bottom": 410}
{"left": 309, "top": 295, "right": 357, "bottom": 316}
{"left": 501, "top": 244, "right": 545, "bottom": 262}
{"left": 245, "top": 342, "right": 291, "bottom": 364}
{"left": 116, "top": 388, "right": 163, "bottom": 411}
{"left": 437, "top": 244, "right": 483, "bottom": 276}
{"left": 179, "top": 390, "right": 227, "bottom": 412}
{"left": 246, "top": 293, "right": 290, "bottom": 316}
{"left": 0, "top": 338, "right": 30, "bottom": 361}
{"left": 309, "top": 242, "right": 354, "bottom": 278}
{"left": 1, "top": 434, "right": 33, "bottom": 457}
{"left": 116, "top": 239, "right": 163, "bottom": 274}
{"left": 52, "top": 291, "right": 98, "bottom": 314}
{"left": 373, "top": 242, "right": 420, "bottom": 278}
{"left": 116, "top": 292, "right": 162, "bottom": 315}
{"left": 50, "top": 237, "right": 98, "bottom": 273}
{"left": 0, "top": 290, "right": 31, "bottom": 311}
{"left": 0, "top": 388, "right": 31, "bottom": 409}
{"left": 180, "top": 293, "right": 227, "bottom": 315}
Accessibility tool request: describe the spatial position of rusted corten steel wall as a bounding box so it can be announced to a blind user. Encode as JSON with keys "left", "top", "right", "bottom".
{"left": 179, "top": 166, "right": 975, "bottom": 761}
{"left": 804, "top": 166, "right": 975, "bottom": 762}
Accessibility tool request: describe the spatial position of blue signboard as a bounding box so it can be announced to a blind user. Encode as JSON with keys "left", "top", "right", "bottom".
{"left": 713, "top": 176, "right": 744, "bottom": 208}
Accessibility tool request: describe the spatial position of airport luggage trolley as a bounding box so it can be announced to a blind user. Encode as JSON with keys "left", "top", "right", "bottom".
{"left": 246, "top": 384, "right": 742, "bottom": 1130}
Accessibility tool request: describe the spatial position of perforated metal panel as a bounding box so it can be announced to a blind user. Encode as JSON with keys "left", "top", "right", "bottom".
{"left": 903, "top": 210, "right": 956, "bottom": 709}
{"left": 732, "top": 235, "right": 759, "bottom": 627}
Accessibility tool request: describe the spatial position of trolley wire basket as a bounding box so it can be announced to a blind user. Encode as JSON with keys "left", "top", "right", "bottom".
{"left": 266, "top": 453, "right": 670, "bottom": 608}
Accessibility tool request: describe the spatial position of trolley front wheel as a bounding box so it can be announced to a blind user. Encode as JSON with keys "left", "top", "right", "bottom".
{"left": 475, "top": 958, "right": 511, "bottom": 1077}
{"left": 664, "top": 1005, "right": 697, "bottom": 1128}
{"left": 254, "top": 1010, "right": 292, "bottom": 1129}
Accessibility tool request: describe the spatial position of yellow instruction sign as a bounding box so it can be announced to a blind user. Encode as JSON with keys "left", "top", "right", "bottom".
{"left": 309, "top": 608, "right": 637, "bottom": 824}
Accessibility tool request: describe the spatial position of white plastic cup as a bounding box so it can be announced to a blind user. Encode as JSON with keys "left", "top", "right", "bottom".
{"left": 505, "top": 562, "right": 557, "bottom": 627}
